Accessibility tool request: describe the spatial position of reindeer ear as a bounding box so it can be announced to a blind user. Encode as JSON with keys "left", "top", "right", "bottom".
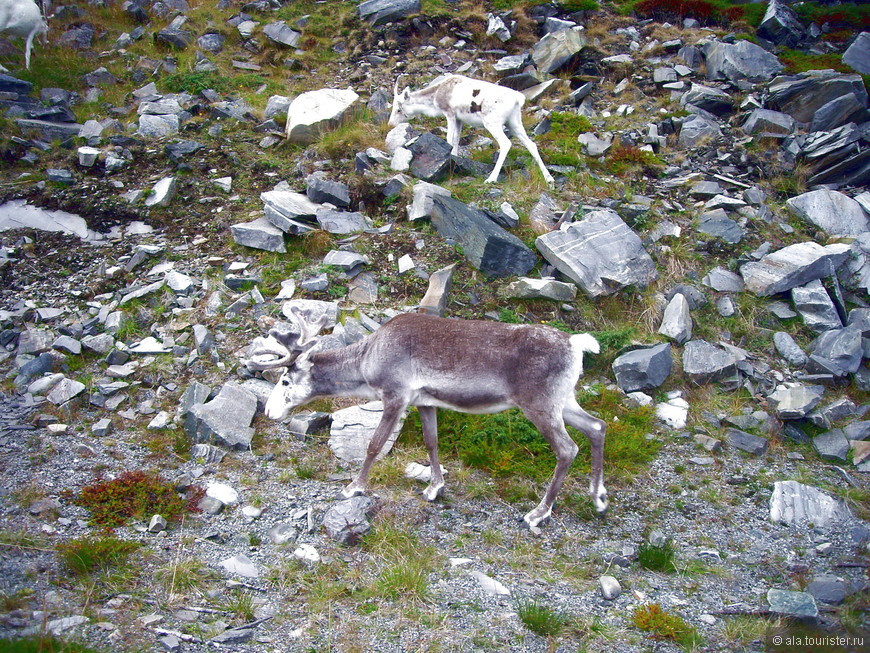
{"left": 402, "top": 88, "right": 411, "bottom": 100}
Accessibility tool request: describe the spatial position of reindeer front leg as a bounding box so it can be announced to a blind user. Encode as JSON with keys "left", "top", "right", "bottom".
{"left": 484, "top": 119, "right": 512, "bottom": 183}
{"left": 418, "top": 406, "right": 444, "bottom": 501}
{"left": 445, "top": 114, "right": 462, "bottom": 156}
{"left": 342, "top": 395, "right": 408, "bottom": 498}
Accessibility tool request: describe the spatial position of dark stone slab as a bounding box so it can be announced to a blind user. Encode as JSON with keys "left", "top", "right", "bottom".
{"left": 430, "top": 196, "right": 537, "bottom": 278}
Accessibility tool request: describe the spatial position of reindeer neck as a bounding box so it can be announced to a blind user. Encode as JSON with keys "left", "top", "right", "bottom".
{"left": 309, "top": 341, "right": 372, "bottom": 399}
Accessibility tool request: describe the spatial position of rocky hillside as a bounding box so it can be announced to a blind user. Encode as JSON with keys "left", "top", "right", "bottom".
{"left": 0, "top": 0, "right": 869, "bottom": 651}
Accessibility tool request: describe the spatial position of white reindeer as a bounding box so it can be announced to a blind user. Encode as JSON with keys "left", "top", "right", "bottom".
{"left": 389, "top": 74, "right": 555, "bottom": 186}
{"left": 0, "top": 0, "right": 46, "bottom": 70}
{"left": 250, "top": 309, "right": 606, "bottom": 532}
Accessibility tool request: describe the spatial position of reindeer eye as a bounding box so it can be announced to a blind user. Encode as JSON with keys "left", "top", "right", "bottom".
{"left": 281, "top": 377, "right": 290, "bottom": 386}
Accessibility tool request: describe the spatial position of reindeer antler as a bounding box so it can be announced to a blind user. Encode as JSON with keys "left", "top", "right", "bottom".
{"left": 244, "top": 308, "right": 330, "bottom": 372}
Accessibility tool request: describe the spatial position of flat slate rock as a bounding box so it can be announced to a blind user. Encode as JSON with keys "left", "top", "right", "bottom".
{"left": 704, "top": 40, "right": 784, "bottom": 82}
{"left": 230, "top": 217, "right": 286, "bottom": 253}
{"left": 323, "top": 496, "right": 377, "bottom": 545}
{"left": 186, "top": 382, "right": 258, "bottom": 450}
{"left": 739, "top": 242, "right": 851, "bottom": 297}
{"left": 726, "top": 428, "right": 768, "bottom": 456}
{"left": 430, "top": 196, "right": 536, "bottom": 278}
{"left": 535, "top": 210, "right": 657, "bottom": 297}
{"left": 682, "top": 340, "right": 737, "bottom": 384}
{"left": 770, "top": 480, "right": 854, "bottom": 527}
{"left": 766, "top": 384, "right": 825, "bottom": 419}
{"left": 786, "top": 189, "right": 869, "bottom": 237}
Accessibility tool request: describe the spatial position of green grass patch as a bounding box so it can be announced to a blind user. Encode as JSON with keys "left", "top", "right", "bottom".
{"left": 72, "top": 470, "right": 191, "bottom": 528}
{"left": 537, "top": 111, "right": 594, "bottom": 167}
{"left": 313, "top": 108, "right": 386, "bottom": 161}
{"left": 603, "top": 144, "right": 665, "bottom": 178}
{"left": 517, "top": 598, "right": 568, "bottom": 638}
{"left": 362, "top": 516, "right": 438, "bottom": 602}
{"left": 778, "top": 49, "right": 863, "bottom": 78}
{"left": 161, "top": 70, "right": 275, "bottom": 96}
{"left": 57, "top": 536, "right": 139, "bottom": 577}
{"left": 637, "top": 538, "right": 677, "bottom": 572}
{"left": 10, "top": 45, "right": 95, "bottom": 91}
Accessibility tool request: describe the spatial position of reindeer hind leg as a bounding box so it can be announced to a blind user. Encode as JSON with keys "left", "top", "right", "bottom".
{"left": 521, "top": 409, "right": 579, "bottom": 532}
{"left": 563, "top": 398, "right": 607, "bottom": 513}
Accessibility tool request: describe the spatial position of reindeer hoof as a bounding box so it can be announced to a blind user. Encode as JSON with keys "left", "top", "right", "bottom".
{"left": 522, "top": 506, "right": 552, "bottom": 532}
{"left": 422, "top": 484, "right": 444, "bottom": 502}
{"left": 341, "top": 483, "right": 366, "bottom": 499}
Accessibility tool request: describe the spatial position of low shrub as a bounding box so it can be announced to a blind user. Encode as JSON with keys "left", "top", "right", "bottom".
{"left": 633, "top": 603, "right": 700, "bottom": 649}
{"left": 73, "top": 470, "right": 191, "bottom": 528}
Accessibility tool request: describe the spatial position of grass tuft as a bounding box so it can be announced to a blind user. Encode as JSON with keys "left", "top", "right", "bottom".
{"left": 57, "top": 536, "right": 139, "bottom": 577}
{"left": 637, "top": 538, "right": 677, "bottom": 573}
{"left": 517, "top": 597, "right": 568, "bottom": 638}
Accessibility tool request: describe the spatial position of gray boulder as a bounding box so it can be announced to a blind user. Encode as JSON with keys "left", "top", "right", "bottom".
{"left": 767, "top": 384, "right": 825, "bottom": 419}
{"left": 698, "top": 208, "right": 743, "bottom": 244}
{"left": 306, "top": 176, "right": 351, "bottom": 208}
{"left": 316, "top": 209, "right": 373, "bottom": 234}
{"left": 323, "top": 496, "right": 377, "bottom": 545}
{"left": 285, "top": 88, "right": 359, "bottom": 144}
{"left": 701, "top": 267, "right": 744, "bottom": 292}
{"left": 186, "top": 383, "right": 258, "bottom": 450}
{"left": 261, "top": 189, "right": 322, "bottom": 233}
{"left": 155, "top": 16, "right": 192, "bottom": 49}
{"left": 407, "top": 133, "right": 453, "bottom": 183}
{"left": 727, "top": 429, "right": 768, "bottom": 456}
{"left": 806, "top": 326, "right": 863, "bottom": 376}
{"left": 658, "top": 293, "right": 692, "bottom": 344}
{"left": 230, "top": 217, "right": 286, "bottom": 253}
{"left": 791, "top": 280, "right": 842, "bottom": 332}
{"left": 767, "top": 589, "right": 818, "bottom": 624}
{"left": 263, "top": 21, "right": 300, "bottom": 48}
{"left": 810, "top": 93, "right": 867, "bottom": 132}
{"left": 757, "top": 0, "right": 805, "bottom": 48}
{"left": 535, "top": 210, "right": 657, "bottom": 297}
{"left": 742, "top": 109, "right": 795, "bottom": 136}
{"left": 767, "top": 71, "right": 868, "bottom": 123}
{"left": 786, "top": 190, "right": 868, "bottom": 237}
{"left": 680, "top": 84, "right": 733, "bottom": 115}
{"left": 773, "top": 331, "right": 807, "bottom": 367}
{"left": 813, "top": 429, "right": 850, "bottom": 463}
{"left": 677, "top": 113, "right": 721, "bottom": 148}
{"left": 358, "top": 0, "right": 420, "bottom": 25}
{"left": 739, "top": 242, "right": 851, "bottom": 296}
{"left": 843, "top": 32, "right": 870, "bottom": 75}
{"left": 503, "top": 278, "right": 576, "bottom": 301}
{"left": 329, "top": 401, "right": 406, "bottom": 463}
{"left": 430, "top": 196, "right": 536, "bottom": 277}
{"left": 612, "top": 343, "right": 672, "bottom": 393}
{"left": 682, "top": 340, "right": 738, "bottom": 384}
{"left": 704, "top": 40, "right": 784, "bottom": 82}
{"left": 531, "top": 28, "right": 586, "bottom": 74}
{"left": 770, "top": 480, "right": 853, "bottom": 529}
